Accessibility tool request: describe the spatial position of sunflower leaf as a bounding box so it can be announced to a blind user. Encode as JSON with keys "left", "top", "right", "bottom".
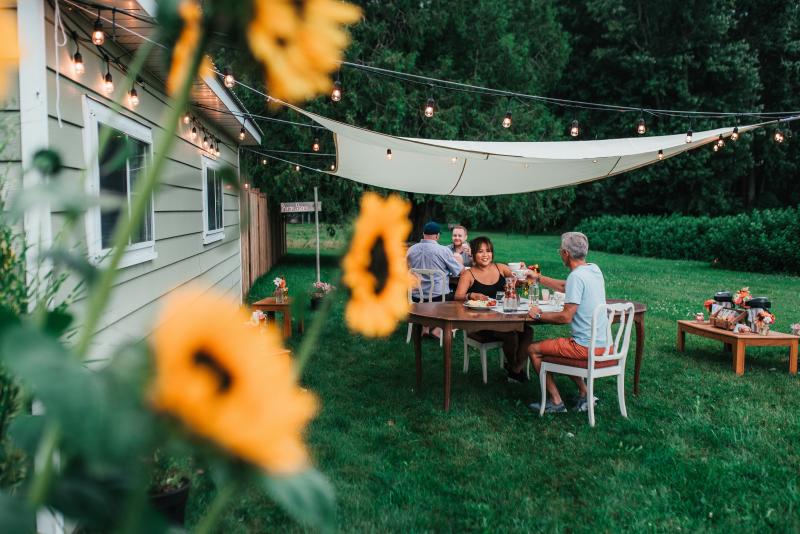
{"left": 261, "top": 468, "right": 336, "bottom": 532}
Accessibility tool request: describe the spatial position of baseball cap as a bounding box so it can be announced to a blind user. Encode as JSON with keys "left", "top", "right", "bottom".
{"left": 423, "top": 221, "right": 441, "bottom": 235}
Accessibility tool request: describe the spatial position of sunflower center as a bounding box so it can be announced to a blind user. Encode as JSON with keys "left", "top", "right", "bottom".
{"left": 369, "top": 237, "right": 389, "bottom": 295}
{"left": 193, "top": 350, "right": 233, "bottom": 393}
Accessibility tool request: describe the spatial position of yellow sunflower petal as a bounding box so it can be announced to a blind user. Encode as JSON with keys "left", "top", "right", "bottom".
{"left": 342, "top": 193, "right": 412, "bottom": 337}
{"left": 0, "top": 9, "right": 20, "bottom": 101}
{"left": 150, "top": 287, "right": 318, "bottom": 474}
{"left": 166, "top": 0, "right": 205, "bottom": 96}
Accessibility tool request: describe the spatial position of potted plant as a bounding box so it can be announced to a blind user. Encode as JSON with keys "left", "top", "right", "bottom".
{"left": 310, "top": 281, "right": 335, "bottom": 310}
{"left": 148, "top": 452, "right": 193, "bottom": 526}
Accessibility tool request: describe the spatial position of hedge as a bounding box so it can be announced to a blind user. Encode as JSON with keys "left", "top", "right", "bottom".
{"left": 576, "top": 207, "right": 800, "bottom": 274}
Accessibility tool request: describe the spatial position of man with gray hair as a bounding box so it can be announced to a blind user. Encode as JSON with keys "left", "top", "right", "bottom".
{"left": 518, "top": 231, "right": 609, "bottom": 413}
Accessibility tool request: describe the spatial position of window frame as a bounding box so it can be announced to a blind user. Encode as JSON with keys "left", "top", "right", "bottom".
{"left": 201, "top": 156, "right": 225, "bottom": 245}
{"left": 82, "top": 97, "right": 157, "bottom": 269}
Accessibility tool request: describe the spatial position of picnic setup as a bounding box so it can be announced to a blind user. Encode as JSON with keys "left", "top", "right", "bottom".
{"left": 1, "top": 0, "right": 800, "bottom": 532}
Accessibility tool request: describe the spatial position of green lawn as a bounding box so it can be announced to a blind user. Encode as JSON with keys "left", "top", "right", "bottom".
{"left": 190, "top": 228, "right": 800, "bottom": 532}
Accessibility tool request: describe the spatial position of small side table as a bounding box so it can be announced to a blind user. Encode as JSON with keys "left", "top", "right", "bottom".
{"left": 252, "top": 297, "right": 304, "bottom": 339}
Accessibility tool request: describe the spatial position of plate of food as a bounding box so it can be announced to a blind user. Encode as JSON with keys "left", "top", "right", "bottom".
{"left": 464, "top": 299, "right": 497, "bottom": 310}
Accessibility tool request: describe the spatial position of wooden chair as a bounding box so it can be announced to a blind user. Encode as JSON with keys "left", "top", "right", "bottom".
{"left": 405, "top": 268, "right": 453, "bottom": 346}
{"left": 462, "top": 332, "right": 530, "bottom": 384}
{"left": 538, "top": 302, "right": 635, "bottom": 426}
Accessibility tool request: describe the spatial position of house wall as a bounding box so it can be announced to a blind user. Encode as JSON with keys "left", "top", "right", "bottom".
{"left": 0, "top": 1, "right": 22, "bottom": 205}
{"left": 42, "top": 3, "right": 242, "bottom": 359}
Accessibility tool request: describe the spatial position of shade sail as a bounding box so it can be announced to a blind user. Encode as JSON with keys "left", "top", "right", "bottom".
{"left": 291, "top": 105, "right": 764, "bottom": 196}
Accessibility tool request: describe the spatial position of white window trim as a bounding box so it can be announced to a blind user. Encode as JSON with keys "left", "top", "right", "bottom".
{"left": 82, "top": 97, "right": 157, "bottom": 269}
{"left": 201, "top": 156, "right": 225, "bottom": 245}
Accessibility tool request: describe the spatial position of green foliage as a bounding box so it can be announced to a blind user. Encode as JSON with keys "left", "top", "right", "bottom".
{"left": 578, "top": 207, "right": 800, "bottom": 273}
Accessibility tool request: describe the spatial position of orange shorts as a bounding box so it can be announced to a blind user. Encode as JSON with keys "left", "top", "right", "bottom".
{"left": 537, "top": 337, "right": 608, "bottom": 360}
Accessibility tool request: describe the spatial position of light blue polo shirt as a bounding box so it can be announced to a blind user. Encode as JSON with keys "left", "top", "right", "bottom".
{"left": 564, "top": 263, "right": 607, "bottom": 347}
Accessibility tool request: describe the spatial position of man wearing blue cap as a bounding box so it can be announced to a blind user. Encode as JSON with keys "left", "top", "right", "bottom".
{"left": 406, "top": 221, "right": 464, "bottom": 304}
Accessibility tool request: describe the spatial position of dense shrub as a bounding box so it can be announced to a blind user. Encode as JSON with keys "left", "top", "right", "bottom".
{"left": 577, "top": 207, "right": 800, "bottom": 274}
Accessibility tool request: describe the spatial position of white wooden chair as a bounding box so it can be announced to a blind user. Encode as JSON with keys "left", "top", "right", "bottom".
{"left": 462, "top": 332, "right": 530, "bottom": 384}
{"left": 405, "top": 268, "right": 453, "bottom": 346}
{"left": 537, "top": 302, "right": 635, "bottom": 427}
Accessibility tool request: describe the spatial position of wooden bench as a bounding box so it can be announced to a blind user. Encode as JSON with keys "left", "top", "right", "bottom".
{"left": 676, "top": 320, "right": 798, "bottom": 375}
{"left": 252, "top": 297, "right": 304, "bottom": 339}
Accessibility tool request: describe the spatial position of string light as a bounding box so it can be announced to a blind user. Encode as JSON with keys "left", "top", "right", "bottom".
{"left": 386, "top": 148, "right": 392, "bottom": 160}
{"left": 331, "top": 80, "right": 342, "bottom": 102}
{"left": 244, "top": 183, "right": 249, "bottom": 189}
{"left": 774, "top": 125, "right": 785, "bottom": 143}
{"left": 295, "top": 164, "right": 300, "bottom": 172}
{"left": 202, "top": 134, "right": 210, "bottom": 149}
{"left": 183, "top": 113, "right": 191, "bottom": 125}
{"left": 731, "top": 126, "right": 739, "bottom": 141}
{"left": 636, "top": 116, "right": 646, "bottom": 135}
{"left": 190, "top": 125, "right": 198, "bottom": 141}
{"left": 128, "top": 87, "right": 139, "bottom": 108}
{"left": 223, "top": 67, "right": 235, "bottom": 88}
{"left": 239, "top": 127, "right": 246, "bottom": 141}
{"left": 716, "top": 134, "right": 725, "bottom": 148}
{"left": 102, "top": 60, "right": 114, "bottom": 95}
{"left": 502, "top": 111, "right": 512, "bottom": 128}
{"left": 685, "top": 129, "right": 693, "bottom": 143}
{"left": 71, "top": 32, "right": 84, "bottom": 75}
{"left": 262, "top": 158, "right": 267, "bottom": 165}
{"left": 570, "top": 120, "right": 580, "bottom": 137}
{"left": 712, "top": 143, "right": 720, "bottom": 152}
{"left": 424, "top": 97, "right": 436, "bottom": 118}
{"left": 657, "top": 149, "right": 664, "bottom": 160}
{"left": 330, "top": 164, "right": 335, "bottom": 170}
{"left": 312, "top": 137, "right": 321, "bottom": 152}
{"left": 92, "top": 11, "right": 105, "bottom": 45}
{"left": 215, "top": 140, "right": 221, "bottom": 157}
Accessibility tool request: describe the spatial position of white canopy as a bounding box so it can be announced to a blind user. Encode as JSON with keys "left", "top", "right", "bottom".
{"left": 291, "top": 106, "right": 763, "bottom": 196}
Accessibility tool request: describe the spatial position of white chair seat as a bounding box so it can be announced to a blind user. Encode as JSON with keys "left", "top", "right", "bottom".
{"left": 463, "top": 331, "right": 530, "bottom": 384}
{"left": 405, "top": 268, "right": 456, "bottom": 346}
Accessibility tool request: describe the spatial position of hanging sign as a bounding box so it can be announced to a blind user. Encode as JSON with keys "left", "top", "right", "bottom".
{"left": 280, "top": 201, "right": 322, "bottom": 213}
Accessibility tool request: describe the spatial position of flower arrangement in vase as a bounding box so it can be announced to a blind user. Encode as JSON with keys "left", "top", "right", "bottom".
{"left": 311, "top": 281, "right": 335, "bottom": 310}
{"left": 791, "top": 323, "right": 800, "bottom": 337}
{"left": 273, "top": 276, "right": 288, "bottom": 303}
{"left": 733, "top": 287, "right": 751, "bottom": 307}
{"left": 754, "top": 310, "right": 775, "bottom": 336}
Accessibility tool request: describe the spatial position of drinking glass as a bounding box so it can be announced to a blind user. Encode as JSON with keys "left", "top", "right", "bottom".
{"left": 541, "top": 288, "right": 550, "bottom": 302}
{"left": 503, "top": 295, "right": 518, "bottom": 312}
{"left": 495, "top": 291, "right": 504, "bottom": 303}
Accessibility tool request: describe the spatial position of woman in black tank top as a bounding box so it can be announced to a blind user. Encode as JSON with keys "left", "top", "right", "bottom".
{"left": 454, "top": 236, "right": 533, "bottom": 379}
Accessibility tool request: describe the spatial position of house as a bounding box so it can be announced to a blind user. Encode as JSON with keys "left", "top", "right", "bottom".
{"left": 2, "top": 0, "right": 283, "bottom": 361}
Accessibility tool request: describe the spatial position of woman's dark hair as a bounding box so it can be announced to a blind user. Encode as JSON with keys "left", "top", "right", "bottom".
{"left": 470, "top": 236, "right": 494, "bottom": 256}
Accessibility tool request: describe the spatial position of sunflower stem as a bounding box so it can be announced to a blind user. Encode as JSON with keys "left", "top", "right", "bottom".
{"left": 195, "top": 478, "right": 239, "bottom": 534}
{"left": 27, "top": 421, "right": 60, "bottom": 507}
{"left": 293, "top": 290, "right": 337, "bottom": 379}
{"left": 74, "top": 42, "right": 206, "bottom": 360}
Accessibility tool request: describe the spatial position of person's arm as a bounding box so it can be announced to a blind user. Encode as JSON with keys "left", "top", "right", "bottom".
{"left": 441, "top": 247, "right": 464, "bottom": 277}
{"left": 496, "top": 263, "right": 513, "bottom": 278}
{"left": 528, "top": 303, "right": 577, "bottom": 324}
{"left": 538, "top": 274, "right": 566, "bottom": 293}
{"left": 454, "top": 271, "right": 476, "bottom": 301}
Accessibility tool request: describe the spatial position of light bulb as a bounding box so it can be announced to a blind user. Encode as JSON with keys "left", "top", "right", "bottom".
{"left": 190, "top": 127, "right": 197, "bottom": 141}
{"left": 183, "top": 114, "right": 191, "bottom": 125}
{"left": 128, "top": 88, "right": 139, "bottom": 108}
{"left": 239, "top": 128, "right": 246, "bottom": 141}
{"left": 244, "top": 183, "right": 250, "bottom": 189}
{"left": 203, "top": 136, "right": 209, "bottom": 149}
{"left": 312, "top": 137, "right": 320, "bottom": 152}
{"left": 215, "top": 145, "right": 221, "bottom": 157}
{"left": 330, "top": 164, "right": 335, "bottom": 170}
{"left": 262, "top": 158, "right": 267, "bottom": 165}
{"left": 331, "top": 80, "right": 342, "bottom": 102}
{"left": 451, "top": 157, "right": 457, "bottom": 164}
{"left": 637, "top": 117, "right": 646, "bottom": 135}
{"left": 774, "top": 129, "right": 785, "bottom": 143}
{"left": 717, "top": 134, "right": 725, "bottom": 148}
{"left": 658, "top": 149, "right": 664, "bottom": 160}
{"left": 223, "top": 68, "right": 235, "bottom": 88}
{"left": 386, "top": 148, "right": 392, "bottom": 160}
{"left": 92, "top": 18, "right": 105, "bottom": 46}
{"left": 295, "top": 164, "right": 300, "bottom": 172}
{"left": 685, "top": 129, "right": 693, "bottom": 143}
{"left": 72, "top": 52, "right": 84, "bottom": 75}
{"left": 570, "top": 120, "right": 580, "bottom": 137}
{"left": 731, "top": 126, "right": 739, "bottom": 141}
{"left": 103, "top": 72, "right": 114, "bottom": 95}
{"left": 712, "top": 143, "right": 720, "bottom": 152}
{"left": 502, "top": 111, "right": 512, "bottom": 128}
{"left": 424, "top": 98, "right": 435, "bottom": 118}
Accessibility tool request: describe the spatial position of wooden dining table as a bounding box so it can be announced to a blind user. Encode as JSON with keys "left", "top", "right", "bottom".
{"left": 408, "top": 298, "right": 647, "bottom": 411}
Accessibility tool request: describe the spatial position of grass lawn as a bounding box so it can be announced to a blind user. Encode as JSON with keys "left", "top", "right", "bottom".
{"left": 189, "top": 226, "right": 800, "bottom": 532}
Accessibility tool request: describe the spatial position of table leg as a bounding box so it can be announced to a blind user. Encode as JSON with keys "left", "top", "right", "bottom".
{"left": 299, "top": 318, "right": 305, "bottom": 334}
{"left": 676, "top": 323, "right": 685, "bottom": 352}
{"left": 733, "top": 341, "right": 745, "bottom": 375}
{"left": 633, "top": 316, "right": 645, "bottom": 396}
{"left": 789, "top": 341, "right": 798, "bottom": 375}
{"left": 413, "top": 323, "right": 422, "bottom": 390}
{"left": 282, "top": 311, "right": 292, "bottom": 339}
{"left": 442, "top": 322, "right": 452, "bottom": 411}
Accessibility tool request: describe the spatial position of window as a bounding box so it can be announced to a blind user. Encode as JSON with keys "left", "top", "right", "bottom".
{"left": 83, "top": 98, "right": 156, "bottom": 268}
{"left": 202, "top": 157, "right": 224, "bottom": 244}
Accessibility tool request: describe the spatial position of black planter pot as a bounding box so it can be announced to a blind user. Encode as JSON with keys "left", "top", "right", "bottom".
{"left": 149, "top": 478, "right": 190, "bottom": 525}
{"left": 310, "top": 296, "right": 323, "bottom": 310}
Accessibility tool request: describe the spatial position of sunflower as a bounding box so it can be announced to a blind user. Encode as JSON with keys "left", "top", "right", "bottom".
{"left": 166, "top": 0, "right": 212, "bottom": 96}
{"left": 0, "top": 9, "right": 20, "bottom": 101}
{"left": 150, "top": 287, "right": 318, "bottom": 475}
{"left": 247, "top": 0, "right": 361, "bottom": 104}
{"left": 342, "top": 193, "right": 413, "bottom": 337}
